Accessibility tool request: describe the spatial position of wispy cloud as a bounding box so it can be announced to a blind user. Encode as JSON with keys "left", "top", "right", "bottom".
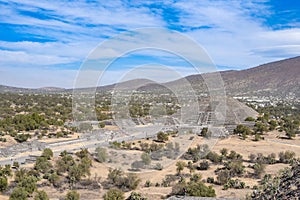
{"left": 0, "top": 0, "right": 299, "bottom": 87}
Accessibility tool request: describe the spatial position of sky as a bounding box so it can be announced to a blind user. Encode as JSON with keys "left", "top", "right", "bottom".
{"left": 0, "top": 0, "right": 299, "bottom": 88}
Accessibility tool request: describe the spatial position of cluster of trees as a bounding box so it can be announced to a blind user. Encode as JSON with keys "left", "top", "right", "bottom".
{"left": 128, "top": 94, "right": 179, "bottom": 118}
{"left": 171, "top": 173, "right": 216, "bottom": 197}
{"left": 249, "top": 151, "right": 296, "bottom": 165}
{"left": 223, "top": 179, "right": 246, "bottom": 190}
{"left": 105, "top": 168, "right": 141, "bottom": 192}
{"left": 254, "top": 104, "right": 300, "bottom": 139}
{"left": 0, "top": 92, "right": 115, "bottom": 143}
{"left": 183, "top": 144, "right": 210, "bottom": 162}
{"left": 103, "top": 190, "right": 148, "bottom": 200}
{"left": 0, "top": 148, "right": 94, "bottom": 199}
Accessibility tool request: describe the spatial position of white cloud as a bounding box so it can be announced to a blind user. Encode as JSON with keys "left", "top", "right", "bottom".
{"left": 0, "top": 50, "right": 76, "bottom": 66}
{"left": 0, "top": 0, "right": 299, "bottom": 87}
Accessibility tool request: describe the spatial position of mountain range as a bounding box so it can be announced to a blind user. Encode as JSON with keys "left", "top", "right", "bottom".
{"left": 1, "top": 56, "right": 299, "bottom": 97}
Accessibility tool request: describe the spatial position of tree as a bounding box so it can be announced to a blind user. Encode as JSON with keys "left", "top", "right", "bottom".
{"left": 141, "top": 152, "right": 151, "bottom": 165}
{"left": 9, "top": 187, "right": 28, "bottom": 200}
{"left": 56, "top": 154, "right": 75, "bottom": 174}
{"left": 186, "top": 181, "right": 216, "bottom": 197}
{"left": 234, "top": 124, "right": 252, "bottom": 136}
{"left": 34, "top": 190, "right": 49, "bottom": 200}
{"left": 108, "top": 168, "right": 124, "bottom": 183}
{"left": 41, "top": 148, "right": 53, "bottom": 160}
{"left": 226, "top": 160, "right": 245, "bottom": 176}
{"left": 187, "top": 161, "right": 195, "bottom": 174}
{"left": 268, "top": 120, "right": 277, "bottom": 131}
{"left": 253, "top": 163, "right": 265, "bottom": 178}
{"left": 126, "top": 192, "right": 148, "bottom": 200}
{"left": 198, "top": 161, "right": 209, "bottom": 170}
{"left": 279, "top": 151, "right": 296, "bottom": 163}
{"left": 286, "top": 129, "right": 296, "bottom": 139}
{"left": 99, "top": 121, "right": 105, "bottom": 128}
{"left": 68, "top": 165, "right": 82, "bottom": 185}
{"left": 254, "top": 122, "right": 267, "bottom": 134}
{"left": 75, "top": 148, "right": 89, "bottom": 159}
{"left": 78, "top": 123, "right": 93, "bottom": 132}
{"left": 107, "top": 168, "right": 140, "bottom": 191}
{"left": 216, "top": 170, "right": 230, "bottom": 185}
{"left": 0, "top": 176, "right": 8, "bottom": 192}
{"left": 176, "top": 161, "right": 186, "bottom": 175}
{"left": 103, "top": 188, "right": 125, "bottom": 200}
{"left": 156, "top": 132, "right": 168, "bottom": 142}
{"left": 78, "top": 156, "right": 92, "bottom": 176}
{"left": 220, "top": 148, "right": 228, "bottom": 157}
{"left": 13, "top": 161, "right": 20, "bottom": 169}
{"left": 66, "top": 190, "right": 80, "bottom": 200}
{"left": 48, "top": 173, "right": 60, "bottom": 187}
{"left": 95, "top": 147, "right": 108, "bottom": 163}
{"left": 34, "top": 156, "right": 52, "bottom": 174}
{"left": 18, "top": 175, "right": 37, "bottom": 195}
{"left": 200, "top": 127, "right": 212, "bottom": 138}
{"left": 172, "top": 181, "right": 216, "bottom": 197}
{"left": 245, "top": 117, "right": 255, "bottom": 121}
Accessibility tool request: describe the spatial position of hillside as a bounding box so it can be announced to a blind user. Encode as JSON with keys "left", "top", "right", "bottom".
{"left": 168, "top": 56, "right": 300, "bottom": 97}
{"left": 0, "top": 56, "right": 299, "bottom": 97}
{"left": 221, "top": 56, "right": 300, "bottom": 97}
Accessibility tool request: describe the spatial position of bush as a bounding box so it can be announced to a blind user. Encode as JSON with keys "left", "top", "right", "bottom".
{"left": 17, "top": 175, "right": 37, "bottom": 195}
{"left": 223, "top": 179, "right": 245, "bottom": 190}
{"left": 225, "top": 160, "right": 245, "bottom": 176}
{"left": 227, "top": 150, "right": 243, "bottom": 160}
{"left": 216, "top": 170, "right": 230, "bottom": 185}
{"left": 41, "top": 148, "right": 53, "bottom": 160}
{"left": 198, "top": 161, "right": 209, "bottom": 170}
{"left": 66, "top": 190, "right": 80, "bottom": 200}
{"left": 184, "top": 144, "right": 209, "bottom": 162}
{"left": 234, "top": 124, "right": 252, "bottom": 136}
{"left": 34, "top": 157, "right": 52, "bottom": 174}
{"left": 0, "top": 176, "right": 8, "bottom": 192}
{"left": 279, "top": 151, "right": 296, "bottom": 163}
{"left": 107, "top": 168, "right": 141, "bottom": 191}
{"left": 220, "top": 148, "right": 228, "bottom": 156}
{"left": 103, "top": 188, "right": 124, "bottom": 200}
{"left": 144, "top": 180, "right": 152, "bottom": 187}
{"left": 172, "top": 181, "right": 216, "bottom": 197}
{"left": 176, "top": 161, "right": 186, "bottom": 175}
{"left": 157, "top": 132, "right": 168, "bottom": 142}
{"left": 253, "top": 163, "right": 266, "bottom": 178}
{"left": 141, "top": 152, "right": 151, "bottom": 165}
{"left": 9, "top": 187, "right": 28, "bottom": 200}
{"left": 207, "top": 177, "right": 214, "bottom": 184}
{"left": 245, "top": 117, "right": 255, "bottom": 121}
{"left": 200, "top": 127, "right": 212, "bottom": 138}
{"left": 15, "top": 133, "right": 31, "bottom": 143}
{"left": 95, "top": 147, "right": 108, "bottom": 163}
{"left": 34, "top": 190, "right": 49, "bottom": 200}
{"left": 206, "top": 151, "right": 222, "bottom": 163}
{"left": 154, "top": 163, "right": 163, "bottom": 171}
{"left": 126, "top": 192, "right": 148, "bottom": 200}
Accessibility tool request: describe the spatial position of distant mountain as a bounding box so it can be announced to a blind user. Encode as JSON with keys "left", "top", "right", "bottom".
{"left": 221, "top": 56, "right": 300, "bottom": 97}
{"left": 0, "top": 56, "right": 299, "bottom": 97}
{"left": 136, "top": 56, "right": 300, "bottom": 97}
{"left": 0, "top": 85, "right": 65, "bottom": 94}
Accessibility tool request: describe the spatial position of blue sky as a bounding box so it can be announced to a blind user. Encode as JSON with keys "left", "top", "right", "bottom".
{"left": 0, "top": 0, "right": 299, "bottom": 88}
